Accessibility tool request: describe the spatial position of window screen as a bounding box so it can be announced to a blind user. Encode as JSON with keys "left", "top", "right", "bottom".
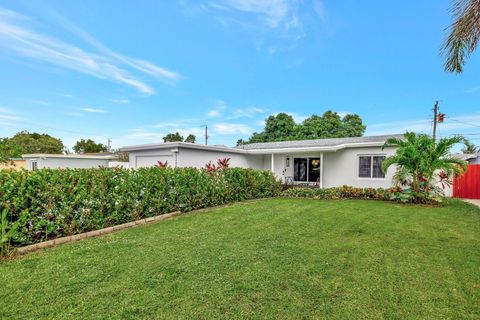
{"left": 358, "top": 156, "right": 371, "bottom": 178}
{"left": 372, "top": 156, "right": 386, "bottom": 178}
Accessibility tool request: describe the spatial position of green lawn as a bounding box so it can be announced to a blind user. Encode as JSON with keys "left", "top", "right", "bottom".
{"left": 1, "top": 199, "right": 479, "bottom": 319}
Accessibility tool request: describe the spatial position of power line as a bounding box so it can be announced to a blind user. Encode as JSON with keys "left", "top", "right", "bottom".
{"left": 446, "top": 116, "right": 480, "bottom": 128}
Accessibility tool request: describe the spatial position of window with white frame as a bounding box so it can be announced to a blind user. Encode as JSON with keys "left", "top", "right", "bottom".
{"left": 358, "top": 155, "right": 385, "bottom": 178}
{"left": 31, "top": 160, "right": 38, "bottom": 171}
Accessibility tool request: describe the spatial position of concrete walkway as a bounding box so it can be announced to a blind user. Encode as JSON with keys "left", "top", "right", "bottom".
{"left": 463, "top": 199, "right": 480, "bottom": 208}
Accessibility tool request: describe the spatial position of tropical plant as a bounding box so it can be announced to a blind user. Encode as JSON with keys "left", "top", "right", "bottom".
{"left": 442, "top": 0, "right": 480, "bottom": 73}
{"left": 1, "top": 206, "right": 19, "bottom": 255}
{"left": 461, "top": 138, "right": 479, "bottom": 153}
{"left": 156, "top": 160, "right": 169, "bottom": 168}
{"left": 381, "top": 132, "right": 468, "bottom": 202}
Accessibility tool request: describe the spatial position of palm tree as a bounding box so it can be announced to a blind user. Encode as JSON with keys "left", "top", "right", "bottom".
{"left": 441, "top": 0, "right": 480, "bottom": 73}
{"left": 461, "top": 138, "right": 479, "bottom": 153}
{"left": 382, "top": 133, "right": 467, "bottom": 195}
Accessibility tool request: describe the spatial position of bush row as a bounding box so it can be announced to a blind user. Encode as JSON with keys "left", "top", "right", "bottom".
{"left": 0, "top": 167, "right": 281, "bottom": 247}
{"left": 281, "top": 185, "right": 437, "bottom": 203}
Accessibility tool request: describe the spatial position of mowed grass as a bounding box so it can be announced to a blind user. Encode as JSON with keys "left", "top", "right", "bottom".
{"left": 1, "top": 199, "right": 479, "bottom": 320}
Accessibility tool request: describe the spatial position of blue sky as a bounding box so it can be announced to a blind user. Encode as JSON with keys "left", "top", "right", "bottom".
{"left": 0, "top": 0, "right": 479, "bottom": 150}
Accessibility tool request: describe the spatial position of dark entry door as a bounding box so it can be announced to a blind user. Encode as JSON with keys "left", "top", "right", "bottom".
{"left": 308, "top": 158, "right": 321, "bottom": 183}
{"left": 294, "top": 158, "right": 307, "bottom": 181}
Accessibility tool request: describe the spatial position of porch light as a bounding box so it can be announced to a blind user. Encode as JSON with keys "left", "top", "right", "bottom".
{"left": 286, "top": 157, "right": 290, "bottom": 167}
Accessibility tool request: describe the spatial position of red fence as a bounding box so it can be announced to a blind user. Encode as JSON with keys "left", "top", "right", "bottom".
{"left": 453, "top": 164, "right": 480, "bottom": 199}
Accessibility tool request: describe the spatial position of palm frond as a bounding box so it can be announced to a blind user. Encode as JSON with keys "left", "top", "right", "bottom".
{"left": 441, "top": 0, "right": 480, "bottom": 73}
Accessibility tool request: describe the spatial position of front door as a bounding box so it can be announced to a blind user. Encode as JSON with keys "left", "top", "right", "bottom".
{"left": 308, "top": 158, "right": 320, "bottom": 183}
{"left": 293, "top": 158, "right": 307, "bottom": 181}
{"left": 293, "top": 157, "right": 321, "bottom": 183}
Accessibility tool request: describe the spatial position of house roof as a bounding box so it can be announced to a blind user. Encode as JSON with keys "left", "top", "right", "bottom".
{"left": 120, "top": 142, "right": 247, "bottom": 154}
{"left": 450, "top": 153, "right": 479, "bottom": 161}
{"left": 120, "top": 134, "right": 403, "bottom": 155}
{"left": 236, "top": 134, "right": 404, "bottom": 152}
{"left": 22, "top": 154, "right": 117, "bottom": 160}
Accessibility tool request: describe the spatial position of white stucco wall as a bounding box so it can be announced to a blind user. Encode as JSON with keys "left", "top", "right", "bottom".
{"left": 322, "top": 147, "right": 397, "bottom": 188}
{"left": 128, "top": 149, "right": 176, "bottom": 168}
{"left": 177, "top": 147, "right": 264, "bottom": 169}
{"left": 128, "top": 147, "right": 264, "bottom": 169}
{"left": 24, "top": 157, "right": 111, "bottom": 170}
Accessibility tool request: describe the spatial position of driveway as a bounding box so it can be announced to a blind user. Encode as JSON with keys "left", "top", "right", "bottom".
{"left": 463, "top": 199, "right": 480, "bottom": 208}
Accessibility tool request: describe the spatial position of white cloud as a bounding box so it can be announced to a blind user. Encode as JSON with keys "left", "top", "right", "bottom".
{"left": 214, "top": 123, "right": 252, "bottom": 134}
{"left": 0, "top": 8, "right": 180, "bottom": 94}
{"left": 312, "top": 0, "right": 327, "bottom": 23}
{"left": 208, "top": 109, "right": 221, "bottom": 117}
{"left": 464, "top": 86, "right": 480, "bottom": 94}
{"left": 233, "top": 106, "right": 264, "bottom": 118}
{"left": 110, "top": 98, "right": 130, "bottom": 104}
{"left": 79, "top": 107, "right": 107, "bottom": 113}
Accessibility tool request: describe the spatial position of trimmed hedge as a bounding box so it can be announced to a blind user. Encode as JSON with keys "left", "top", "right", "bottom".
{"left": 0, "top": 167, "right": 281, "bottom": 247}
{"left": 282, "top": 185, "right": 408, "bottom": 202}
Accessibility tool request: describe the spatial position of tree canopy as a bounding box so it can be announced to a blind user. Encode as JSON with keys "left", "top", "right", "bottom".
{"left": 242, "top": 111, "right": 366, "bottom": 145}
{"left": 184, "top": 134, "right": 196, "bottom": 143}
{"left": 163, "top": 132, "right": 183, "bottom": 143}
{"left": 163, "top": 132, "right": 197, "bottom": 143}
{"left": 0, "top": 131, "right": 64, "bottom": 161}
{"left": 73, "top": 139, "right": 108, "bottom": 154}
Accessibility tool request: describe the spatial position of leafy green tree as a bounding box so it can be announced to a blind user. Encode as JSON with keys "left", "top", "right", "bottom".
{"left": 163, "top": 132, "right": 183, "bottom": 143}
{"left": 184, "top": 134, "right": 196, "bottom": 143}
{"left": 6, "top": 131, "right": 64, "bottom": 155}
{"left": 73, "top": 139, "right": 108, "bottom": 154}
{"left": 382, "top": 133, "right": 467, "bottom": 200}
{"left": 0, "top": 138, "right": 22, "bottom": 163}
{"left": 248, "top": 113, "right": 297, "bottom": 143}
{"left": 461, "top": 138, "right": 478, "bottom": 154}
{"left": 442, "top": 0, "right": 480, "bottom": 73}
{"left": 236, "top": 139, "right": 247, "bottom": 146}
{"left": 245, "top": 111, "right": 366, "bottom": 143}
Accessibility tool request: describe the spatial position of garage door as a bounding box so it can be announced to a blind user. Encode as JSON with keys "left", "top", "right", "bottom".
{"left": 135, "top": 155, "right": 173, "bottom": 168}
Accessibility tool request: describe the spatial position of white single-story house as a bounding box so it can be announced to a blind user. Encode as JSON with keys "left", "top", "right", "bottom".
{"left": 121, "top": 134, "right": 402, "bottom": 188}
{"left": 23, "top": 153, "right": 119, "bottom": 170}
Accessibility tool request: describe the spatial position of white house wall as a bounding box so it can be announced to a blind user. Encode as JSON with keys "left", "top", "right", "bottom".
{"left": 24, "top": 158, "right": 110, "bottom": 169}
{"left": 178, "top": 147, "right": 263, "bottom": 169}
{"left": 128, "top": 149, "right": 175, "bottom": 168}
{"left": 322, "top": 146, "right": 397, "bottom": 188}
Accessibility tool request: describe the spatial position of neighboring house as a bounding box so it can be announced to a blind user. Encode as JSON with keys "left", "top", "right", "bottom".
{"left": 451, "top": 153, "right": 480, "bottom": 164}
{"left": 22, "top": 154, "right": 117, "bottom": 170}
{"left": 0, "top": 158, "right": 26, "bottom": 170}
{"left": 121, "top": 134, "right": 402, "bottom": 188}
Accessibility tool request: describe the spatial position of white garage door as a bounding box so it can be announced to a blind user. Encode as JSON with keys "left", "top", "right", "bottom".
{"left": 135, "top": 155, "right": 173, "bottom": 168}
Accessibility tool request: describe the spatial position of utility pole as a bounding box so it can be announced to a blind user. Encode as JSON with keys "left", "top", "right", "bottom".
{"left": 205, "top": 125, "right": 208, "bottom": 145}
{"left": 432, "top": 101, "right": 439, "bottom": 141}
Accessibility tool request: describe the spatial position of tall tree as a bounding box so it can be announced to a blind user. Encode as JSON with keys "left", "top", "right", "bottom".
{"left": 248, "top": 113, "right": 297, "bottom": 143}
{"left": 7, "top": 131, "right": 64, "bottom": 155}
{"left": 163, "top": 132, "right": 183, "bottom": 142}
{"left": 382, "top": 133, "right": 467, "bottom": 198}
{"left": 73, "top": 139, "right": 108, "bottom": 154}
{"left": 461, "top": 138, "right": 479, "bottom": 153}
{"left": 184, "top": 134, "right": 196, "bottom": 143}
{"left": 0, "top": 138, "right": 22, "bottom": 162}
{"left": 442, "top": 0, "right": 480, "bottom": 73}
{"left": 245, "top": 111, "right": 366, "bottom": 143}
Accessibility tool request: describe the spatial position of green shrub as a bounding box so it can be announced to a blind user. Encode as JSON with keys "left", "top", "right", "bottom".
{"left": 281, "top": 185, "right": 440, "bottom": 204}
{"left": 0, "top": 167, "right": 281, "bottom": 249}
